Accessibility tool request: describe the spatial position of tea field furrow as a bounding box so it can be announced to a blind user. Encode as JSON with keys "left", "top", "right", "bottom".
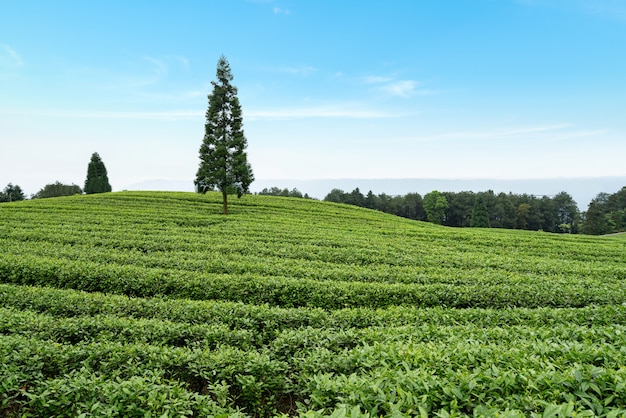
{"left": 0, "top": 307, "right": 258, "bottom": 348}
{"left": 2, "top": 251, "right": 624, "bottom": 308}
{"left": 3, "top": 284, "right": 626, "bottom": 329}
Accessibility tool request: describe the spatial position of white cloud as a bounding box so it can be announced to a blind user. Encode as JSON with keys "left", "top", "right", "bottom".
{"left": 273, "top": 6, "right": 291, "bottom": 15}
{"left": 245, "top": 104, "right": 405, "bottom": 120}
{"left": 0, "top": 107, "right": 202, "bottom": 121}
{"left": 0, "top": 44, "right": 24, "bottom": 67}
{"left": 583, "top": 0, "right": 626, "bottom": 20}
{"left": 482, "top": 123, "right": 573, "bottom": 137}
{"left": 381, "top": 80, "right": 419, "bottom": 97}
{"left": 259, "top": 64, "right": 317, "bottom": 76}
{"left": 93, "top": 54, "right": 190, "bottom": 90}
{"left": 130, "top": 88, "right": 206, "bottom": 104}
{"left": 362, "top": 75, "right": 394, "bottom": 84}
{"left": 361, "top": 75, "right": 429, "bottom": 97}
{"left": 169, "top": 55, "right": 191, "bottom": 70}
{"left": 0, "top": 100, "right": 410, "bottom": 121}
{"left": 403, "top": 123, "right": 607, "bottom": 143}
{"left": 86, "top": 109, "right": 202, "bottom": 121}
{"left": 142, "top": 55, "right": 168, "bottom": 77}
{"left": 281, "top": 65, "right": 317, "bottom": 76}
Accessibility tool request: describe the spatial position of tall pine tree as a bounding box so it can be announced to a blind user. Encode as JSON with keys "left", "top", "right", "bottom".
{"left": 195, "top": 55, "right": 253, "bottom": 214}
{"left": 84, "top": 152, "right": 112, "bottom": 194}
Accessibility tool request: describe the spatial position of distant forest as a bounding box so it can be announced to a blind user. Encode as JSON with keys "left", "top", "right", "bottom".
{"left": 259, "top": 186, "right": 626, "bottom": 236}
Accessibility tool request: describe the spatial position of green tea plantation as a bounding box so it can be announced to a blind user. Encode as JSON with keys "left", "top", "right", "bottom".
{"left": 1, "top": 192, "right": 625, "bottom": 417}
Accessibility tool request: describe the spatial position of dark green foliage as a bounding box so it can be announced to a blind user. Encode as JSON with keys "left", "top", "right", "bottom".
{"left": 423, "top": 190, "right": 448, "bottom": 225}
{"left": 398, "top": 192, "right": 426, "bottom": 220}
{"left": 582, "top": 200, "right": 612, "bottom": 235}
{"left": 324, "top": 188, "right": 347, "bottom": 204}
{"left": 84, "top": 152, "right": 112, "bottom": 194}
{"left": 491, "top": 192, "right": 517, "bottom": 229}
{"left": 606, "top": 187, "right": 626, "bottom": 231}
{"left": 581, "top": 187, "right": 626, "bottom": 234}
{"left": 324, "top": 189, "right": 426, "bottom": 221}
{"left": 0, "top": 183, "right": 25, "bottom": 202}
{"left": 325, "top": 188, "right": 587, "bottom": 234}
{"left": 470, "top": 194, "right": 490, "bottom": 227}
{"left": 552, "top": 192, "right": 577, "bottom": 232}
{"left": 348, "top": 187, "right": 366, "bottom": 207}
{"left": 443, "top": 191, "right": 474, "bottom": 227}
{"left": 279, "top": 185, "right": 624, "bottom": 235}
{"left": 516, "top": 203, "right": 532, "bottom": 229}
{"left": 33, "top": 181, "right": 82, "bottom": 199}
{"left": 195, "top": 56, "right": 253, "bottom": 214}
{"left": 259, "top": 187, "right": 308, "bottom": 198}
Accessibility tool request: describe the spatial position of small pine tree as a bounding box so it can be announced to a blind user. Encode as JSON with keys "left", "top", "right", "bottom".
{"left": 195, "top": 55, "right": 253, "bottom": 214}
{"left": 84, "top": 152, "right": 112, "bottom": 194}
{"left": 471, "top": 194, "right": 491, "bottom": 227}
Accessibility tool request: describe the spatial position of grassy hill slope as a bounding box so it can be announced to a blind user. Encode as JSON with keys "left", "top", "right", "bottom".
{"left": 1, "top": 192, "right": 625, "bottom": 417}
{"left": 1, "top": 191, "right": 624, "bottom": 309}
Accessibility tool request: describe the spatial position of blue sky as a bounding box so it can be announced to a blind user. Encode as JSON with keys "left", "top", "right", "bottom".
{"left": 1, "top": 0, "right": 625, "bottom": 196}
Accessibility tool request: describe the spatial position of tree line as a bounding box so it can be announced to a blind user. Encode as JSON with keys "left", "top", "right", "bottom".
{"left": 257, "top": 187, "right": 313, "bottom": 199}
{"left": 583, "top": 189, "right": 626, "bottom": 235}
{"left": 321, "top": 186, "right": 626, "bottom": 235}
{"left": 0, "top": 181, "right": 84, "bottom": 201}
{"left": 1, "top": 152, "right": 111, "bottom": 201}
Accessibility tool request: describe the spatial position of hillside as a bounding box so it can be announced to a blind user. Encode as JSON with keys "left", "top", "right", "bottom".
{"left": 1, "top": 192, "right": 625, "bottom": 417}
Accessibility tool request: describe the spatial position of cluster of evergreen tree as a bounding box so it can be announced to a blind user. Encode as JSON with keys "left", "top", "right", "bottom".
{"left": 581, "top": 187, "right": 626, "bottom": 235}
{"left": 1, "top": 152, "right": 111, "bottom": 203}
{"left": 32, "top": 182, "right": 82, "bottom": 199}
{"left": 0, "top": 183, "right": 25, "bottom": 202}
{"left": 258, "top": 187, "right": 311, "bottom": 199}
{"left": 324, "top": 188, "right": 585, "bottom": 234}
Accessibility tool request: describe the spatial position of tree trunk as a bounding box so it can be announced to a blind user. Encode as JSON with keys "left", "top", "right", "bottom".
{"left": 222, "top": 190, "right": 228, "bottom": 215}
